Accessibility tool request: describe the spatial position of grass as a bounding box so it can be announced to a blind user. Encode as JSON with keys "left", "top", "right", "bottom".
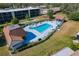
{"left": 0, "top": 13, "right": 79, "bottom": 56}
{"left": 14, "top": 20, "right": 79, "bottom": 56}
{"left": 0, "top": 46, "right": 9, "bottom": 56}
{"left": 0, "top": 15, "right": 49, "bottom": 56}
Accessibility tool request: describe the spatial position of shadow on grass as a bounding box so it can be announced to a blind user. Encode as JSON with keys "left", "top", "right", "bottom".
{"left": 0, "top": 36, "right": 6, "bottom": 47}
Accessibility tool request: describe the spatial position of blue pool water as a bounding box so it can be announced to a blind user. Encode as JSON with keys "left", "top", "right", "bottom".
{"left": 23, "top": 32, "right": 36, "bottom": 44}
{"left": 31, "top": 23, "right": 52, "bottom": 33}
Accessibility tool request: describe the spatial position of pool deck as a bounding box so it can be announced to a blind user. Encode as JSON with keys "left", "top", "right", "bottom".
{"left": 23, "top": 20, "right": 63, "bottom": 43}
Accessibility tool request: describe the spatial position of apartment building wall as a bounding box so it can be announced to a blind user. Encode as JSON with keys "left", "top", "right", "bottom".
{"left": 0, "top": 8, "right": 40, "bottom": 24}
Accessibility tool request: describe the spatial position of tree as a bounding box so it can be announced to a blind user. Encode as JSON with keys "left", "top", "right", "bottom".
{"left": 60, "top": 4, "right": 79, "bottom": 14}
{"left": 47, "top": 10, "right": 55, "bottom": 19}
{"left": 11, "top": 17, "right": 19, "bottom": 24}
{"left": 68, "top": 12, "right": 79, "bottom": 21}
{"left": 25, "top": 14, "right": 31, "bottom": 21}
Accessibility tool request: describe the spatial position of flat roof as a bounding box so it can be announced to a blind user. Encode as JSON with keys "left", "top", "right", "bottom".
{"left": 0, "top": 7, "right": 40, "bottom": 13}
{"left": 8, "top": 24, "right": 20, "bottom": 31}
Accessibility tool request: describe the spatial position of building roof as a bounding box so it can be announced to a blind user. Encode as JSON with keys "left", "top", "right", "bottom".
{"left": 0, "top": 7, "right": 40, "bottom": 13}
{"left": 53, "top": 47, "right": 74, "bottom": 56}
{"left": 55, "top": 15, "right": 64, "bottom": 20}
{"left": 52, "top": 7, "right": 61, "bottom": 12}
{"left": 10, "top": 28, "right": 26, "bottom": 37}
{"left": 3, "top": 24, "right": 26, "bottom": 41}
{"left": 8, "top": 24, "right": 20, "bottom": 31}
{"left": 71, "top": 50, "right": 79, "bottom": 56}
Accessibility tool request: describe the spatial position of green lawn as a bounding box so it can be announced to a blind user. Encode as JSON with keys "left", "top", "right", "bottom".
{"left": 15, "top": 21, "right": 79, "bottom": 56}
{"left": 0, "top": 45, "right": 9, "bottom": 56}
{"left": 0, "top": 13, "right": 79, "bottom": 56}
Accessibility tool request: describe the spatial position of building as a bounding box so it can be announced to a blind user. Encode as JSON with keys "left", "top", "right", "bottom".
{"left": 0, "top": 7, "right": 40, "bottom": 24}
{"left": 52, "top": 47, "right": 79, "bottom": 56}
{"left": 52, "top": 47, "right": 74, "bottom": 56}
{"left": 52, "top": 7, "right": 61, "bottom": 13}
{"left": 3, "top": 24, "right": 26, "bottom": 51}
{"left": 71, "top": 50, "right": 79, "bottom": 56}
{"left": 41, "top": 7, "right": 61, "bottom": 15}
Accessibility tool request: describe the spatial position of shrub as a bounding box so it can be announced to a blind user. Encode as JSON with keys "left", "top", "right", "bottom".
{"left": 11, "top": 17, "right": 19, "bottom": 24}
{"left": 69, "top": 12, "right": 79, "bottom": 21}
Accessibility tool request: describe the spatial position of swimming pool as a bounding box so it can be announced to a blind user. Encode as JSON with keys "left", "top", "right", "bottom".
{"left": 23, "top": 32, "right": 36, "bottom": 44}
{"left": 31, "top": 23, "right": 52, "bottom": 33}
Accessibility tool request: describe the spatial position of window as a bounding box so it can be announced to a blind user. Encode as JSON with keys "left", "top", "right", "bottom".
{"left": 14, "top": 10, "right": 29, "bottom": 19}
